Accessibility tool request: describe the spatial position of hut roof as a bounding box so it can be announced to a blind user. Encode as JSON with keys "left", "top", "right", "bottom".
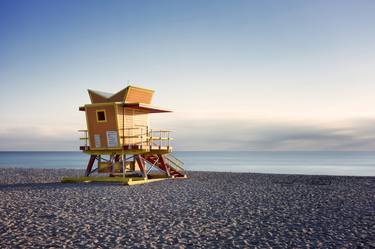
{"left": 88, "top": 85, "right": 154, "bottom": 104}
{"left": 89, "top": 90, "right": 113, "bottom": 98}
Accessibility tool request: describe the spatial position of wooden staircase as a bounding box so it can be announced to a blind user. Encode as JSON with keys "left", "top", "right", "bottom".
{"left": 142, "top": 154, "right": 186, "bottom": 178}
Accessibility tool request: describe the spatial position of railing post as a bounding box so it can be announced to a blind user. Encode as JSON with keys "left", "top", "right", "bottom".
{"left": 123, "top": 129, "right": 125, "bottom": 146}
{"left": 140, "top": 128, "right": 143, "bottom": 149}
{"left": 167, "top": 131, "right": 170, "bottom": 148}
{"left": 85, "top": 131, "right": 88, "bottom": 147}
{"left": 128, "top": 129, "right": 130, "bottom": 146}
{"left": 146, "top": 126, "right": 149, "bottom": 147}
{"left": 160, "top": 130, "right": 162, "bottom": 149}
{"left": 150, "top": 129, "right": 153, "bottom": 149}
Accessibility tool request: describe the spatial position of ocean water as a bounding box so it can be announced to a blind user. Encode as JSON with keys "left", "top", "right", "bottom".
{"left": 0, "top": 151, "right": 374, "bottom": 176}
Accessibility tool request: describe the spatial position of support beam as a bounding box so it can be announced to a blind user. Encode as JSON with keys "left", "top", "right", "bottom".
{"left": 158, "top": 154, "right": 171, "bottom": 177}
{"left": 122, "top": 154, "right": 126, "bottom": 178}
{"left": 110, "top": 154, "right": 115, "bottom": 175}
{"left": 85, "top": 155, "right": 97, "bottom": 176}
{"left": 135, "top": 155, "right": 148, "bottom": 179}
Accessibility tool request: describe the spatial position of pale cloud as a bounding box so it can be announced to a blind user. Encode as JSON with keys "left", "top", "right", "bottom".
{"left": 157, "top": 117, "right": 375, "bottom": 151}
{"left": 1, "top": 117, "right": 375, "bottom": 151}
{"left": 0, "top": 126, "right": 79, "bottom": 151}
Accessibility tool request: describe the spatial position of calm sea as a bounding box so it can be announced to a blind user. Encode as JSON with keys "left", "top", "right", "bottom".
{"left": 0, "top": 151, "right": 374, "bottom": 176}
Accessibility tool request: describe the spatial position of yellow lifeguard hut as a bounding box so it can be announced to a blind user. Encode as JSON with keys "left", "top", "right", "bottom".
{"left": 78, "top": 85, "right": 186, "bottom": 180}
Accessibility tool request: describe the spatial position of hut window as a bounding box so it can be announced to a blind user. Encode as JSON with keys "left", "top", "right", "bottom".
{"left": 96, "top": 110, "right": 107, "bottom": 122}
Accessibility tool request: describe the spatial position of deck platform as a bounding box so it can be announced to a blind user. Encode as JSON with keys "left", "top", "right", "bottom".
{"left": 80, "top": 145, "right": 172, "bottom": 155}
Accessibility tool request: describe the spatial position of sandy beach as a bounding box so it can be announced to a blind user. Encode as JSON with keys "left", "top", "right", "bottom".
{"left": 0, "top": 168, "right": 374, "bottom": 248}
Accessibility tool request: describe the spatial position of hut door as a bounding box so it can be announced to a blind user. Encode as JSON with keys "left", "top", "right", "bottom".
{"left": 94, "top": 134, "right": 101, "bottom": 148}
{"left": 106, "top": 131, "right": 119, "bottom": 147}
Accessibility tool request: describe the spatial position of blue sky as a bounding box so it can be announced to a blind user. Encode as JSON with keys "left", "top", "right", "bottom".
{"left": 1, "top": 0, "right": 375, "bottom": 150}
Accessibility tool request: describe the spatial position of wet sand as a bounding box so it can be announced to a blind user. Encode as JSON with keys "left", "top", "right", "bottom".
{"left": 0, "top": 168, "right": 374, "bottom": 248}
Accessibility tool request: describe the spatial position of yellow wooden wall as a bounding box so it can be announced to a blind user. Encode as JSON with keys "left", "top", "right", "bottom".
{"left": 116, "top": 106, "right": 149, "bottom": 145}
{"left": 86, "top": 104, "right": 119, "bottom": 149}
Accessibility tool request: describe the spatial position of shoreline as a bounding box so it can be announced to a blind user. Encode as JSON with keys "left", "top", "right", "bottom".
{"left": 0, "top": 167, "right": 374, "bottom": 186}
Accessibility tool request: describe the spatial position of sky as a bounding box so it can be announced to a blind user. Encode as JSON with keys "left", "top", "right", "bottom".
{"left": 1, "top": 0, "right": 375, "bottom": 151}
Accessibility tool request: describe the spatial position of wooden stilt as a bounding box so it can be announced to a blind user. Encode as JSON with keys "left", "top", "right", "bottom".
{"left": 111, "top": 154, "right": 115, "bottom": 175}
{"left": 85, "top": 155, "right": 97, "bottom": 176}
{"left": 158, "top": 154, "right": 171, "bottom": 177}
{"left": 122, "top": 154, "right": 126, "bottom": 178}
{"left": 135, "top": 155, "right": 148, "bottom": 179}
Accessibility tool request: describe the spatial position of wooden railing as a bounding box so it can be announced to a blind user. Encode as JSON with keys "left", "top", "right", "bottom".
{"left": 119, "top": 127, "right": 149, "bottom": 146}
{"left": 149, "top": 128, "right": 173, "bottom": 148}
{"left": 78, "top": 130, "right": 89, "bottom": 147}
{"left": 79, "top": 127, "right": 173, "bottom": 149}
{"left": 165, "top": 154, "right": 185, "bottom": 174}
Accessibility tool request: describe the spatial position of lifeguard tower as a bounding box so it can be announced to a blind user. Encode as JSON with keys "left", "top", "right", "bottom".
{"left": 78, "top": 85, "right": 186, "bottom": 181}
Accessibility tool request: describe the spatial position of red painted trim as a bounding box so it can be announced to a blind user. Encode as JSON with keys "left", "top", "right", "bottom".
{"left": 122, "top": 103, "right": 171, "bottom": 113}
